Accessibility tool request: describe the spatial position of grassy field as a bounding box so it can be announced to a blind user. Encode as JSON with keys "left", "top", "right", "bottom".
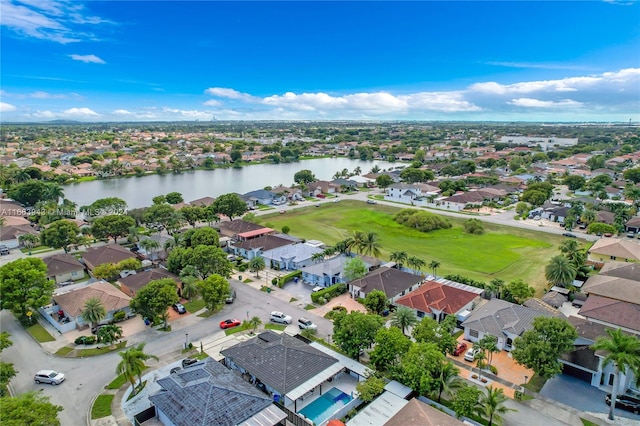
{"left": 91, "top": 394, "right": 114, "bottom": 419}
{"left": 258, "top": 200, "right": 569, "bottom": 294}
{"left": 27, "top": 323, "right": 55, "bottom": 342}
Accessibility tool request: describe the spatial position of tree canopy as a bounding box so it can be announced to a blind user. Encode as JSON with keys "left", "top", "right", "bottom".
{"left": 166, "top": 245, "right": 232, "bottom": 279}
{"left": 369, "top": 327, "right": 411, "bottom": 373}
{"left": 362, "top": 290, "right": 389, "bottom": 315}
{"left": 40, "top": 219, "right": 79, "bottom": 252}
{"left": 2, "top": 391, "right": 64, "bottom": 426}
{"left": 129, "top": 278, "right": 179, "bottom": 328}
{"left": 293, "top": 169, "right": 316, "bottom": 184}
{"left": 512, "top": 317, "right": 578, "bottom": 379}
{"left": 0, "top": 258, "right": 54, "bottom": 319}
{"left": 333, "top": 311, "right": 384, "bottom": 359}
{"left": 196, "top": 274, "right": 231, "bottom": 312}
{"left": 212, "top": 193, "right": 247, "bottom": 219}
{"left": 91, "top": 214, "right": 136, "bottom": 243}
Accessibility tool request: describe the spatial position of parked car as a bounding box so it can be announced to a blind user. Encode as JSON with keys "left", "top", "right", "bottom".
{"left": 453, "top": 342, "right": 468, "bottom": 356}
{"left": 367, "top": 199, "right": 377, "bottom": 204}
{"left": 0, "top": 245, "right": 10, "bottom": 255}
{"left": 219, "top": 318, "right": 242, "bottom": 329}
{"left": 464, "top": 347, "right": 482, "bottom": 362}
{"left": 280, "top": 210, "right": 286, "bottom": 214}
{"left": 298, "top": 318, "right": 318, "bottom": 330}
{"left": 312, "top": 286, "right": 324, "bottom": 293}
{"left": 170, "top": 367, "right": 181, "bottom": 374}
{"left": 270, "top": 311, "right": 292, "bottom": 324}
{"left": 181, "top": 358, "right": 198, "bottom": 368}
{"left": 562, "top": 232, "right": 577, "bottom": 238}
{"left": 605, "top": 394, "right": 640, "bottom": 414}
{"left": 34, "top": 370, "right": 65, "bottom": 385}
{"left": 225, "top": 289, "right": 236, "bottom": 304}
{"left": 172, "top": 303, "right": 186, "bottom": 314}
{"left": 604, "top": 233, "right": 613, "bottom": 237}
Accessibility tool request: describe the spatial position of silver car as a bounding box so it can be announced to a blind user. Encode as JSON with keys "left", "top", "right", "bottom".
{"left": 34, "top": 370, "right": 65, "bottom": 385}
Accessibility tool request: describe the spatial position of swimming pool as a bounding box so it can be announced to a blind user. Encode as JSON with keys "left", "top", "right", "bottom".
{"left": 298, "top": 387, "right": 353, "bottom": 425}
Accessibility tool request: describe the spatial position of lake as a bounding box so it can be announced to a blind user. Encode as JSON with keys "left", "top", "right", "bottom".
{"left": 62, "top": 158, "right": 396, "bottom": 208}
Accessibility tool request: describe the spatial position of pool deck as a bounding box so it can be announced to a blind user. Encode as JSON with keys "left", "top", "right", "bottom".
{"left": 289, "top": 374, "right": 358, "bottom": 413}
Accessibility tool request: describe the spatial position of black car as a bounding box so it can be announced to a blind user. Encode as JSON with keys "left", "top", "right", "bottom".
{"left": 172, "top": 303, "right": 186, "bottom": 314}
{"left": 562, "top": 232, "right": 577, "bottom": 238}
{"left": 181, "top": 358, "right": 198, "bottom": 368}
{"left": 605, "top": 394, "right": 640, "bottom": 414}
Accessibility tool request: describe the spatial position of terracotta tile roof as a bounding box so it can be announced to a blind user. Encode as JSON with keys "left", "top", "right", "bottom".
{"left": 395, "top": 281, "right": 478, "bottom": 315}
{"left": 54, "top": 280, "right": 131, "bottom": 317}
{"left": 82, "top": 244, "right": 137, "bottom": 270}
{"left": 385, "top": 398, "right": 465, "bottom": 426}
{"left": 43, "top": 253, "right": 85, "bottom": 277}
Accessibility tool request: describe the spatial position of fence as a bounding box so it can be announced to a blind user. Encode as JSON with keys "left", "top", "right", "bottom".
{"left": 38, "top": 306, "right": 76, "bottom": 334}
{"left": 133, "top": 406, "right": 156, "bottom": 426}
{"left": 277, "top": 402, "right": 312, "bottom": 426}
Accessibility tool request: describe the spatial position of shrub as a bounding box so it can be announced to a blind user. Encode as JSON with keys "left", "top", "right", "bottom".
{"left": 463, "top": 218, "right": 485, "bottom": 235}
{"left": 75, "top": 335, "right": 97, "bottom": 345}
{"left": 274, "top": 270, "right": 302, "bottom": 288}
{"left": 318, "top": 297, "right": 327, "bottom": 305}
{"left": 112, "top": 311, "right": 126, "bottom": 322}
{"left": 444, "top": 274, "right": 486, "bottom": 289}
{"left": 393, "top": 209, "right": 452, "bottom": 232}
{"left": 325, "top": 305, "right": 348, "bottom": 320}
{"left": 237, "top": 264, "right": 248, "bottom": 272}
{"left": 489, "top": 365, "right": 498, "bottom": 375}
{"left": 310, "top": 283, "right": 347, "bottom": 303}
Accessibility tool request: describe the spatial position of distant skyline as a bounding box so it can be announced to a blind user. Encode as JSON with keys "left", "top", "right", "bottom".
{"left": 1, "top": 1, "right": 639, "bottom": 123}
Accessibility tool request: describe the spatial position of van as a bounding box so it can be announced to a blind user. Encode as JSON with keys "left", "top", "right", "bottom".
{"left": 0, "top": 245, "right": 9, "bottom": 255}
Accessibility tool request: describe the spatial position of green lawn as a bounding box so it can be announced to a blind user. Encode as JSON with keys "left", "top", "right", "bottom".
{"left": 224, "top": 326, "right": 247, "bottom": 336}
{"left": 55, "top": 346, "right": 74, "bottom": 356}
{"left": 75, "top": 341, "right": 126, "bottom": 357}
{"left": 106, "top": 374, "right": 127, "bottom": 390}
{"left": 27, "top": 323, "right": 55, "bottom": 342}
{"left": 91, "top": 394, "right": 114, "bottom": 419}
{"left": 183, "top": 298, "right": 205, "bottom": 313}
{"left": 264, "top": 324, "right": 287, "bottom": 331}
{"left": 258, "top": 200, "right": 568, "bottom": 293}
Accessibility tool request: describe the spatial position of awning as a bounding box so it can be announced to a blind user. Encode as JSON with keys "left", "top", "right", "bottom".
{"left": 286, "top": 362, "right": 344, "bottom": 401}
{"left": 310, "top": 342, "right": 369, "bottom": 378}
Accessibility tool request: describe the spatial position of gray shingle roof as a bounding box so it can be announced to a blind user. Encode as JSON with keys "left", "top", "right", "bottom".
{"left": 149, "top": 358, "right": 284, "bottom": 426}
{"left": 220, "top": 331, "right": 338, "bottom": 395}
{"left": 461, "top": 299, "right": 560, "bottom": 337}
{"left": 350, "top": 267, "right": 423, "bottom": 299}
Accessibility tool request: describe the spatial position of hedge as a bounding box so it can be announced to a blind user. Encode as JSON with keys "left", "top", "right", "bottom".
{"left": 272, "top": 270, "right": 302, "bottom": 288}
{"left": 311, "top": 283, "right": 348, "bottom": 304}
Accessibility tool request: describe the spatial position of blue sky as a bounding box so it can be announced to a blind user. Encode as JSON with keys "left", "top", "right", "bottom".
{"left": 1, "top": 1, "right": 639, "bottom": 122}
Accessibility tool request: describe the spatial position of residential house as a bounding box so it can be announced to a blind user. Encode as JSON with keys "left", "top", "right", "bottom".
{"left": 217, "top": 219, "right": 270, "bottom": 239}
{"left": 143, "top": 357, "right": 286, "bottom": 426}
{"left": 229, "top": 234, "right": 294, "bottom": 260}
{"left": 587, "top": 238, "right": 640, "bottom": 263}
{"left": 44, "top": 280, "right": 132, "bottom": 332}
{"left": 220, "top": 331, "right": 359, "bottom": 414}
{"left": 82, "top": 244, "right": 138, "bottom": 272}
{"left": 118, "top": 268, "right": 180, "bottom": 298}
{"left": 385, "top": 183, "right": 440, "bottom": 205}
{"left": 349, "top": 267, "right": 424, "bottom": 303}
{"left": 188, "top": 196, "right": 215, "bottom": 207}
{"left": 625, "top": 216, "right": 640, "bottom": 233}
{"left": 331, "top": 178, "right": 358, "bottom": 191}
{"left": 271, "top": 186, "right": 304, "bottom": 202}
{"left": 394, "top": 279, "right": 483, "bottom": 322}
{"left": 261, "top": 243, "right": 323, "bottom": 270}
{"left": 301, "top": 254, "right": 375, "bottom": 288}
{"left": 382, "top": 397, "right": 466, "bottom": 426}
{"left": 308, "top": 180, "right": 340, "bottom": 196}
{"left": 461, "top": 298, "right": 562, "bottom": 351}
{"left": 0, "top": 223, "right": 39, "bottom": 249}
{"left": 42, "top": 253, "right": 86, "bottom": 284}
{"left": 243, "top": 189, "right": 286, "bottom": 206}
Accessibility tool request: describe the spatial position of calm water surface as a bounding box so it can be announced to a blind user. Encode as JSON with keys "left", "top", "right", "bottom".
{"left": 63, "top": 158, "right": 395, "bottom": 208}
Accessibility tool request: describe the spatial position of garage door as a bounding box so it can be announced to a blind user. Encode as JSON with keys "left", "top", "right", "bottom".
{"left": 562, "top": 364, "right": 593, "bottom": 383}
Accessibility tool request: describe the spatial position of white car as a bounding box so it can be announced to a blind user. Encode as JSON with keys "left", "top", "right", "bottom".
{"left": 270, "top": 311, "right": 292, "bottom": 324}
{"left": 34, "top": 370, "right": 65, "bottom": 385}
{"left": 312, "top": 286, "right": 324, "bottom": 293}
{"left": 464, "top": 347, "right": 481, "bottom": 362}
{"left": 298, "top": 318, "right": 318, "bottom": 330}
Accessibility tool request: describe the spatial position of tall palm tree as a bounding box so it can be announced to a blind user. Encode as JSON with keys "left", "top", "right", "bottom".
{"left": 81, "top": 297, "right": 106, "bottom": 330}
{"left": 545, "top": 255, "right": 576, "bottom": 287}
{"left": 139, "top": 238, "right": 160, "bottom": 257}
{"left": 127, "top": 225, "right": 140, "bottom": 243}
{"left": 18, "top": 233, "right": 39, "bottom": 249}
{"left": 559, "top": 239, "right": 580, "bottom": 256}
{"left": 44, "top": 183, "right": 64, "bottom": 204}
{"left": 248, "top": 256, "right": 266, "bottom": 278}
{"left": 353, "top": 166, "right": 362, "bottom": 176}
{"left": 435, "top": 361, "right": 464, "bottom": 403}
{"left": 390, "top": 251, "right": 408, "bottom": 269}
{"left": 97, "top": 324, "right": 123, "bottom": 348}
{"left": 391, "top": 306, "right": 418, "bottom": 335}
{"left": 116, "top": 344, "right": 157, "bottom": 395}
{"left": 311, "top": 252, "right": 325, "bottom": 263}
{"left": 478, "top": 386, "right": 516, "bottom": 426}
{"left": 429, "top": 260, "right": 441, "bottom": 278}
{"left": 247, "top": 316, "right": 262, "bottom": 333}
{"left": 591, "top": 329, "right": 640, "bottom": 421}
{"left": 580, "top": 209, "right": 597, "bottom": 226}
{"left": 131, "top": 343, "right": 158, "bottom": 387}
{"left": 180, "top": 276, "right": 199, "bottom": 300}
{"left": 360, "top": 231, "right": 381, "bottom": 257}
{"left": 407, "top": 256, "right": 426, "bottom": 273}
{"left": 346, "top": 231, "right": 365, "bottom": 254}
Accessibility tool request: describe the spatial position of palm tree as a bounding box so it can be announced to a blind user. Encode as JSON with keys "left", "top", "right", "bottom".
{"left": 127, "top": 225, "right": 140, "bottom": 243}
{"left": 180, "top": 276, "right": 199, "bottom": 300}
{"left": 477, "top": 335, "right": 499, "bottom": 369}
{"left": 390, "top": 251, "right": 408, "bottom": 269}
{"left": 478, "top": 386, "right": 516, "bottom": 426}
{"left": 407, "top": 256, "right": 426, "bottom": 273}
{"left": 248, "top": 316, "right": 262, "bottom": 333}
{"left": 391, "top": 306, "right": 418, "bottom": 335}
{"left": 116, "top": 343, "right": 158, "bottom": 395}
{"left": 360, "top": 231, "right": 382, "bottom": 257}
{"left": 435, "top": 361, "right": 464, "bottom": 403}
{"left": 353, "top": 166, "right": 362, "bottom": 176}
{"left": 369, "top": 165, "right": 381, "bottom": 174}
{"left": 44, "top": 183, "right": 64, "bottom": 204}
{"left": 18, "top": 233, "right": 39, "bottom": 249}
{"left": 346, "top": 231, "right": 365, "bottom": 254}
{"left": 559, "top": 239, "right": 580, "bottom": 256}
{"left": 591, "top": 328, "right": 640, "bottom": 421}
{"left": 248, "top": 256, "right": 266, "bottom": 278}
{"left": 97, "top": 324, "right": 123, "bottom": 348}
{"left": 311, "top": 252, "right": 325, "bottom": 263}
{"left": 580, "top": 209, "right": 597, "bottom": 226}
{"left": 139, "top": 238, "right": 160, "bottom": 258}
{"left": 429, "top": 260, "right": 441, "bottom": 279}
{"left": 545, "top": 255, "right": 576, "bottom": 287}
{"left": 81, "top": 297, "right": 106, "bottom": 330}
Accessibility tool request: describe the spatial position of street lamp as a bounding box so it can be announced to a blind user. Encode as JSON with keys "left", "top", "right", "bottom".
{"left": 523, "top": 375, "right": 528, "bottom": 396}
{"left": 185, "top": 333, "right": 189, "bottom": 350}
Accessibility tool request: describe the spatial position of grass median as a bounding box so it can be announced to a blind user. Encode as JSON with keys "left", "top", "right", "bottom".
{"left": 258, "top": 200, "right": 568, "bottom": 293}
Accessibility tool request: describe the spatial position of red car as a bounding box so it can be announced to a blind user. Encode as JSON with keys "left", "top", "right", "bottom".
{"left": 453, "top": 342, "right": 468, "bottom": 356}
{"left": 220, "top": 319, "right": 242, "bottom": 330}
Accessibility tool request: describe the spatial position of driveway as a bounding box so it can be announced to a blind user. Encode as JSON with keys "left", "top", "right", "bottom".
{"left": 541, "top": 374, "right": 640, "bottom": 422}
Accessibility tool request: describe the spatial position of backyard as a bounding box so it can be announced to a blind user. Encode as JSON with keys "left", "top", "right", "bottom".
{"left": 258, "top": 200, "right": 570, "bottom": 293}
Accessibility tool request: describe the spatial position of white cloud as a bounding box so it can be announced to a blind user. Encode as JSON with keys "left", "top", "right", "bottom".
{"left": 31, "top": 107, "right": 100, "bottom": 120}
{"left": 69, "top": 54, "right": 105, "bottom": 64}
{"left": 203, "top": 99, "right": 222, "bottom": 107}
{"left": 112, "top": 109, "right": 133, "bottom": 115}
{"left": 0, "top": 102, "right": 17, "bottom": 112}
{"left": 485, "top": 61, "right": 594, "bottom": 71}
{"left": 204, "top": 87, "right": 255, "bottom": 101}
{"left": 1, "top": 0, "right": 112, "bottom": 44}
{"left": 508, "top": 98, "right": 583, "bottom": 108}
